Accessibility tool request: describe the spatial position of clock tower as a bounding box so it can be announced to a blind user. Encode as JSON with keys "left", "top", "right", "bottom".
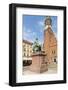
{"left": 43, "top": 16, "right": 57, "bottom": 65}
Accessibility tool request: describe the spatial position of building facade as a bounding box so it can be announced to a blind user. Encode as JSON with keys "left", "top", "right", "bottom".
{"left": 22, "top": 40, "right": 33, "bottom": 66}
{"left": 43, "top": 16, "right": 57, "bottom": 65}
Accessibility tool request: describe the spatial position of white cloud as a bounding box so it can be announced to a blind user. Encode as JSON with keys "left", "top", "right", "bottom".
{"left": 23, "top": 27, "right": 31, "bottom": 35}
{"left": 32, "top": 32, "right": 36, "bottom": 37}
{"left": 23, "top": 26, "right": 44, "bottom": 44}
{"left": 27, "top": 29, "right": 31, "bottom": 33}
{"left": 23, "top": 27, "right": 31, "bottom": 38}
{"left": 37, "top": 20, "right": 45, "bottom": 32}
{"left": 23, "top": 27, "right": 37, "bottom": 43}
{"left": 38, "top": 21, "right": 44, "bottom": 27}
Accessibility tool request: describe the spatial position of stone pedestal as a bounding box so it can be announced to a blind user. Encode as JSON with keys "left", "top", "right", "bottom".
{"left": 30, "top": 52, "right": 48, "bottom": 73}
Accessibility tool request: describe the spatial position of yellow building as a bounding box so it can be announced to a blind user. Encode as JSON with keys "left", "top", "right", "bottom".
{"left": 44, "top": 16, "right": 57, "bottom": 65}
{"left": 22, "top": 40, "right": 33, "bottom": 66}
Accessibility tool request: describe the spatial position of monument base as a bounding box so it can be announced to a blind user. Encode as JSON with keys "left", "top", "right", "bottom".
{"left": 30, "top": 52, "right": 48, "bottom": 73}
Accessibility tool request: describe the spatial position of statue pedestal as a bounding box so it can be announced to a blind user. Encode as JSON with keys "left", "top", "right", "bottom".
{"left": 30, "top": 52, "right": 48, "bottom": 73}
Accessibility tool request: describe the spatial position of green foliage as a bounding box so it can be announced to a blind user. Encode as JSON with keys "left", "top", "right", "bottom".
{"left": 33, "top": 38, "right": 41, "bottom": 53}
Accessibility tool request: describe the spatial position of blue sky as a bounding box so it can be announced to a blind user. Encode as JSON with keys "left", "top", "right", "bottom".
{"left": 22, "top": 15, "right": 57, "bottom": 45}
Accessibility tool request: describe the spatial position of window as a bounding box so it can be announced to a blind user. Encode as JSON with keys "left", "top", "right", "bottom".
{"left": 23, "top": 48, "right": 26, "bottom": 51}
{"left": 54, "top": 50, "right": 55, "bottom": 54}
{"left": 24, "top": 53, "right": 26, "bottom": 56}
{"left": 54, "top": 59, "right": 56, "bottom": 62}
{"left": 27, "top": 54, "right": 29, "bottom": 57}
{"left": 52, "top": 50, "right": 55, "bottom": 54}
{"left": 23, "top": 45, "right": 25, "bottom": 48}
{"left": 52, "top": 51, "right": 53, "bottom": 54}
{"left": 27, "top": 49, "right": 29, "bottom": 52}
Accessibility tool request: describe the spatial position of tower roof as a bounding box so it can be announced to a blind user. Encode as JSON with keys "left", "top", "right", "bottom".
{"left": 44, "top": 16, "right": 52, "bottom": 26}
{"left": 46, "top": 16, "right": 51, "bottom": 19}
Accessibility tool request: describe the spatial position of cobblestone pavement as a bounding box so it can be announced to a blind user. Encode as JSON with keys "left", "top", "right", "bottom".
{"left": 23, "top": 64, "right": 57, "bottom": 75}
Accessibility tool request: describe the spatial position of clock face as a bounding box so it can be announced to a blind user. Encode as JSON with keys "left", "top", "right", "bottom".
{"left": 44, "top": 25, "right": 52, "bottom": 30}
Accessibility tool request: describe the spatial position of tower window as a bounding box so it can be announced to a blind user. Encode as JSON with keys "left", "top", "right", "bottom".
{"left": 52, "top": 51, "right": 53, "bottom": 54}
{"left": 52, "top": 50, "right": 55, "bottom": 54}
